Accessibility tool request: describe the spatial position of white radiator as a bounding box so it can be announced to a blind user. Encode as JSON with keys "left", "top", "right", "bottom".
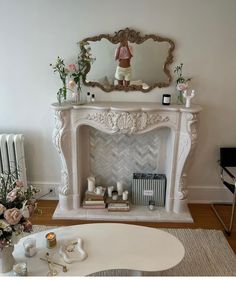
{"left": 0, "top": 134, "right": 27, "bottom": 186}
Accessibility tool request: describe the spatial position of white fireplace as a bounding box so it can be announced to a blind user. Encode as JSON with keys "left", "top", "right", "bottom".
{"left": 52, "top": 102, "right": 202, "bottom": 222}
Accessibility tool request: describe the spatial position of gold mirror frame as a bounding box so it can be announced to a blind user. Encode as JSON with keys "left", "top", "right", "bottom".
{"left": 81, "top": 28, "right": 175, "bottom": 92}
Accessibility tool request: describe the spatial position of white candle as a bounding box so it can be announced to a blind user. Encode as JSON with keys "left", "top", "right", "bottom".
{"left": 117, "top": 181, "right": 123, "bottom": 196}
{"left": 122, "top": 190, "right": 129, "bottom": 201}
{"left": 87, "top": 176, "right": 95, "bottom": 192}
{"left": 108, "top": 186, "right": 114, "bottom": 197}
{"left": 95, "top": 186, "right": 102, "bottom": 195}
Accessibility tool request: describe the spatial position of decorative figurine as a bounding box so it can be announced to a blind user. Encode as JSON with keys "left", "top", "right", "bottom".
{"left": 183, "top": 89, "right": 195, "bottom": 108}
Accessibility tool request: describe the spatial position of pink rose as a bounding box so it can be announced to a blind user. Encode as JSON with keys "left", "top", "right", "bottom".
{"left": 23, "top": 220, "right": 33, "bottom": 232}
{"left": 6, "top": 188, "right": 18, "bottom": 202}
{"left": 15, "top": 180, "right": 24, "bottom": 187}
{"left": 67, "top": 64, "right": 77, "bottom": 72}
{"left": 177, "top": 83, "right": 188, "bottom": 92}
{"left": 4, "top": 208, "right": 22, "bottom": 225}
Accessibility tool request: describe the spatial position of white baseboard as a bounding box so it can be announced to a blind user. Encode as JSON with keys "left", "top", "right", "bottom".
{"left": 28, "top": 181, "right": 60, "bottom": 200}
{"left": 188, "top": 185, "right": 232, "bottom": 203}
{"left": 29, "top": 182, "right": 233, "bottom": 204}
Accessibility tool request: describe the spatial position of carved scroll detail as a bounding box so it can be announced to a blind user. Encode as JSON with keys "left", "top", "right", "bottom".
{"left": 87, "top": 111, "right": 169, "bottom": 134}
{"left": 175, "top": 113, "right": 199, "bottom": 201}
{"left": 52, "top": 110, "right": 70, "bottom": 196}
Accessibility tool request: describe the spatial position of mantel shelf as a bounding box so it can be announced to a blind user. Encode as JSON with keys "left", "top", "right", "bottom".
{"left": 51, "top": 101, "right": 202, "bottom": 114}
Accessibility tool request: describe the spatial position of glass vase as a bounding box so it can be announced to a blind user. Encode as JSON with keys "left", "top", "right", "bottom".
{"left": 0, "top": 245, "right": 15, "bottom": 273}
{"left": 177, "top": 91, "right": 185, "bottom": 105}
{"left": 70, "top": 91, "right": 80, "bottom": 105}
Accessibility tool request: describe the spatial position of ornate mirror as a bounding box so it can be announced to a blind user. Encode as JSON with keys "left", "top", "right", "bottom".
{"left": 81, "top": 28, "right": 175, "bottom": 92}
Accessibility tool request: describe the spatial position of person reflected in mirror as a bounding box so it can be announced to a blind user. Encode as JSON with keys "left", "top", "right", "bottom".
{"left": 115, "top": 40, "right": 133, "bottom": 87}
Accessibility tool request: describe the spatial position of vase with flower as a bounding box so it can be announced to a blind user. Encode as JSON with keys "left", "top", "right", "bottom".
{"left": 50, "top": 41, "right": 95, "bottom": 105}
{"left": 50, "top": 57, "right": 68, "bottom": 105}
{"left": 174, "top": 63, "right": 192, "bottom": 105}
{"left": 0, "top": 170, "right": 39, "bottom": 273}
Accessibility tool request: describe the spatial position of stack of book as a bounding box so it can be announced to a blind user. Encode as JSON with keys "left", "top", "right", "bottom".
{"left": 106, "top": 197, "right": 130, "bottom": 212}
{"left": 82, "top": 188, "right": 106, "bottom": 209}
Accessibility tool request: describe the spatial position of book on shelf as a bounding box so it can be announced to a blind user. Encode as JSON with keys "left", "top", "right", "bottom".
{"left": 108, "top": 203, "right": 129, "bottom": 208}
{"left": 84, "top": 200, "right": 105, "bottom": 205}
{"left": 82, "top": 200, "right": 106, "bottom": 209}
{"left": 107, "top": 198, "right": 130, "bottom": 212}
{"left": 108, "top": 204, "right": 130, "bottom": 212}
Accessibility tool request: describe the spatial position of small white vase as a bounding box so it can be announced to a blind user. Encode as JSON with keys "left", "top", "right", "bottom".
{"left": 0, "top": 245, "right": 15, "bottom": 273}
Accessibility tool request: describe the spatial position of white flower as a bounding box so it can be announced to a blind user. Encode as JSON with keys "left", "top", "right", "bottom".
{"left": 0, "top": 219, "right": 10, "bottom": 229}
{"left": 0, "top": 204, "right": 6, "bottom": 215}
{"left": 0, "top": 230, "right": 3, "bottom": 236}
{"left": 21, "top": 202, "right": 30, "bottom": 219}
{"left": 4, "top": 226, "right": 12, "bottom": 232}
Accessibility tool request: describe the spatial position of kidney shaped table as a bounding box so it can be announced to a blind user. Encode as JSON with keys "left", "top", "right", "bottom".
{"left": 11, "top": 223, "right": 184, "bottom": 276}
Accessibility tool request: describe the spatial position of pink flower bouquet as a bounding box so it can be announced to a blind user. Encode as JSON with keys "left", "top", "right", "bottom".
{"left": 0, "top": 171, "right": 39, "bottom": 249}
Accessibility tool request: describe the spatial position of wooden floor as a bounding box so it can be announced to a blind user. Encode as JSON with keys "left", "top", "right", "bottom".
{"left": 31, "top": 200, "right": 236, "bottom": 254}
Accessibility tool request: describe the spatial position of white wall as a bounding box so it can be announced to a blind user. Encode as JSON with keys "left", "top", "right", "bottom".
{"left": 0, "top": 0, "right": 236, "bottom": 201}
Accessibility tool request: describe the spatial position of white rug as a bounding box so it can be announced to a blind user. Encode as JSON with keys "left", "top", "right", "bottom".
{"left": 32, "top": 225, "right": 236, "bottom": 276}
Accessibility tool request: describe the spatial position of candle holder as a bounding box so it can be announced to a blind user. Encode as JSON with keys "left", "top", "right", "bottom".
{"left": 112, "top": 190, "right": 118, "bottom": 201}
{"left": 23, "top": 238, "right": 37, "bottom": 257}
{"left": 149, "top": 200, "right": 155, "bottom": 211}
{"left": 13, "top": 262, "right": 28, "bottom": 276}
{"left": 162, "top": 94, "right": 171, "bottom": 105}
{"left": 46, "top": 232, "right": 57, "bottom": 248}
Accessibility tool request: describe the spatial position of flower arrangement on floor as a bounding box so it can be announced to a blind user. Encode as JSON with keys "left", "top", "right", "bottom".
{"left": 0, "top": 170, "right": 39, "bottom": 250}
{"left": 50, "top": 41, "right": 95, "bottom": 104}
{"left": 174, "top": 63, "right": 192, "bottom": 105}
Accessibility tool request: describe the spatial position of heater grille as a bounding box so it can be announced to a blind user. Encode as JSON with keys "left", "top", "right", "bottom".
{"left": 0, "top": 134, "right": 27, "bottom": 186}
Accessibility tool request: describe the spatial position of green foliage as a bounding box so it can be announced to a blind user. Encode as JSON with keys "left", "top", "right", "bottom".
{"left": 50, "top": 57, "right": 68, "bottom": 103}
{"left": 174, "top": 63, "right": 192, "bottom": 85}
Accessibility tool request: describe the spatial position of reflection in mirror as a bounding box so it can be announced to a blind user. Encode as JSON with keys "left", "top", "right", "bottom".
{"left": 82, "top": 28, "right": 175, "bottom": 92}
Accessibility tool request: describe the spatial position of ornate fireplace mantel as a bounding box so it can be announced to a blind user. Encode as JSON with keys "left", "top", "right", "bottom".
{"left": 51, "top": 102, "right": 202, "bottom": 222}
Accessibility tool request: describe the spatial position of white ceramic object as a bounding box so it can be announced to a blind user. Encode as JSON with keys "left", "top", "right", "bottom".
{"left": 13, "top": 262, "right": 27, "bottom": 276}
{"left": 59, "top": 238, "right": 87, "bottom": 264}
{"left": 94, "top": 186, "right": 102, "bottom": 195}
{"left": 87, "top": 176, "right": 95, "bottom": 192}
{"left": 23, "top": 238, "right": 37, "bottom": 257}
{"left": 183, "top": 90, "right": 195, "bottom": 108}
{"left": 0, "top": 246, "right": 15, "bottom": 273}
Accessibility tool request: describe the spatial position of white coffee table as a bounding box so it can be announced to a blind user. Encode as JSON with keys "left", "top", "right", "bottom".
{"left": 11, "top": 223, "right": 184, "bottom": 276}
